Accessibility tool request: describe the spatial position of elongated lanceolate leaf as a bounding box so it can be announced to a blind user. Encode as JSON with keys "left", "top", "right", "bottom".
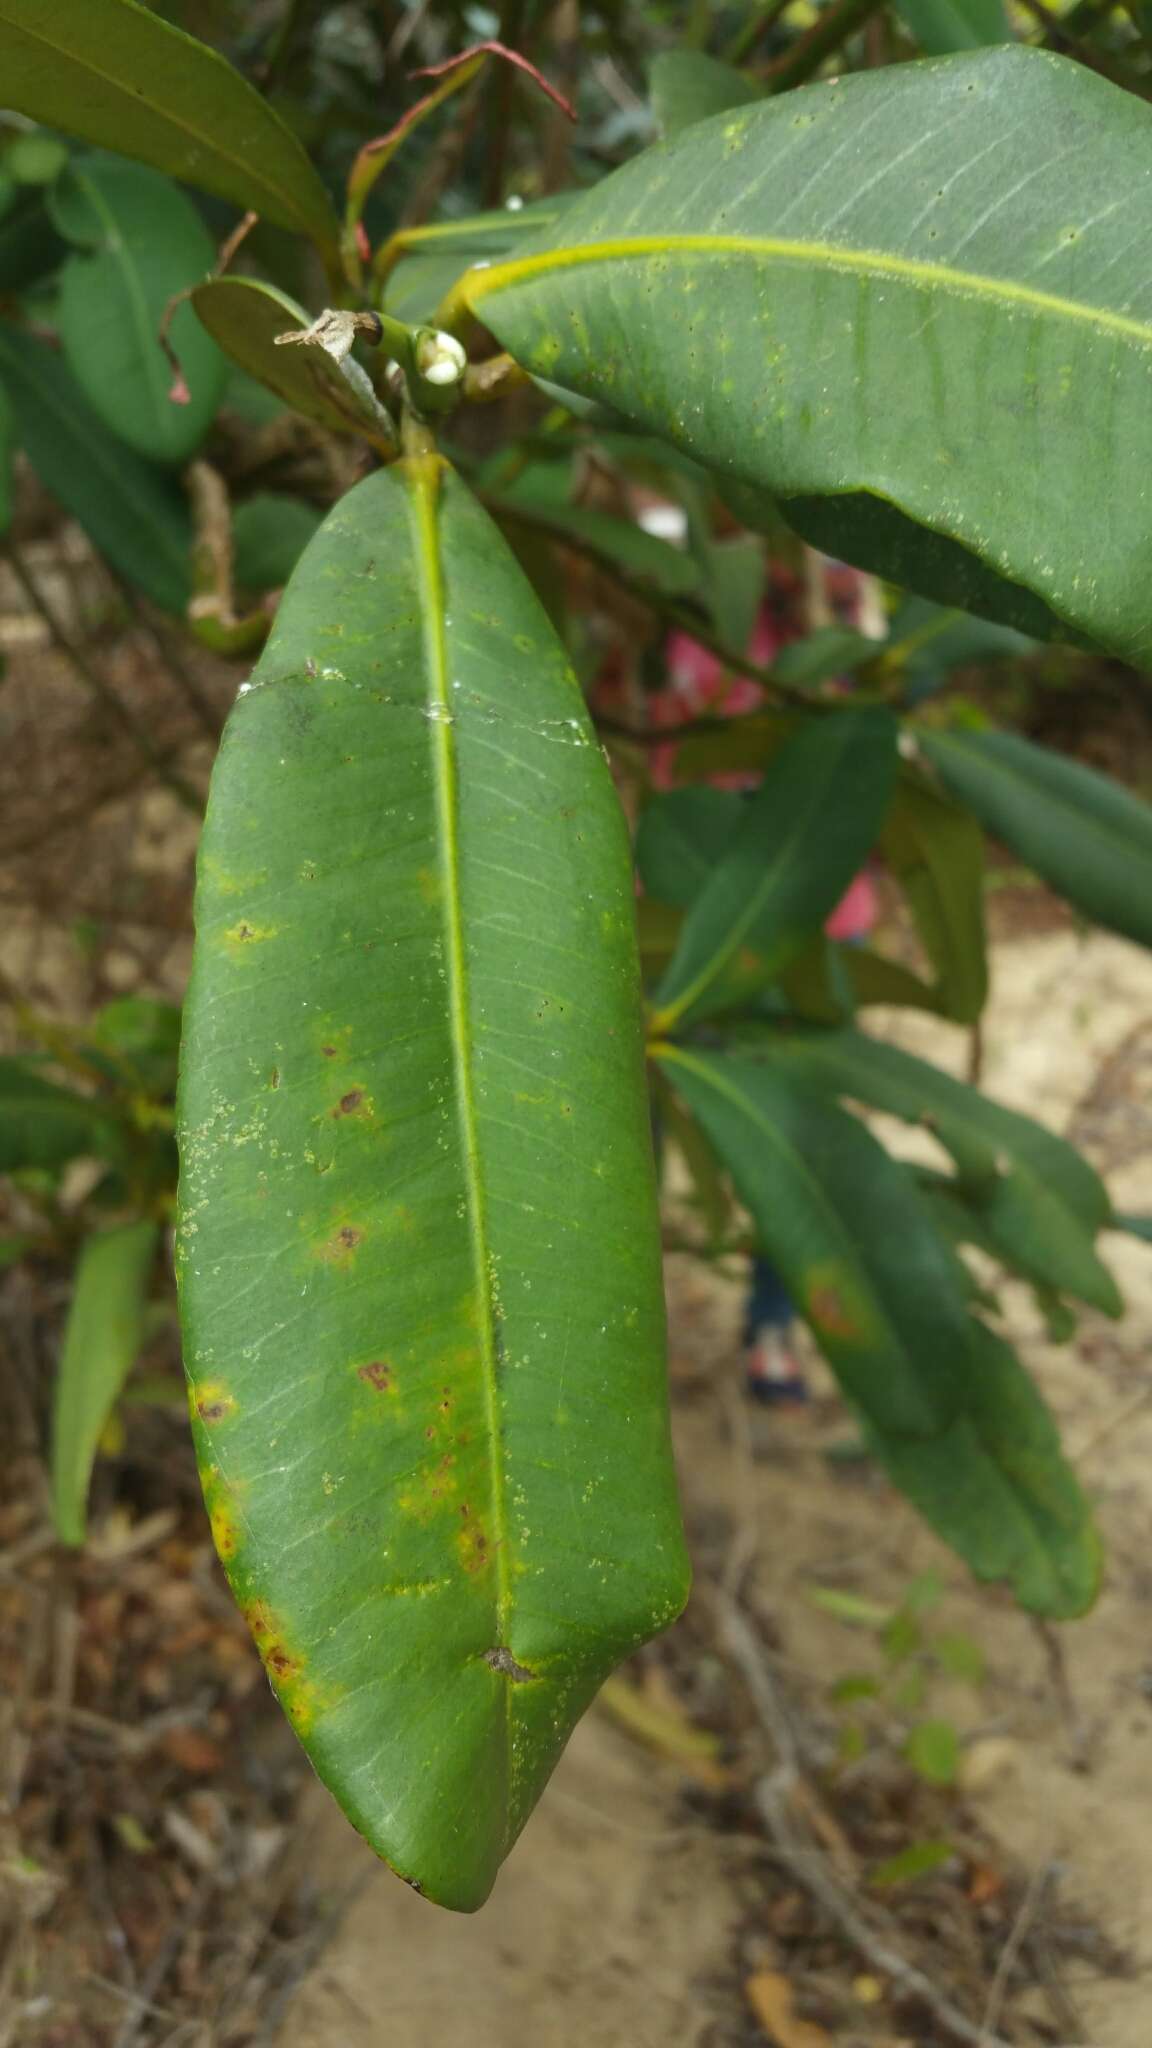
{"left": 649, "top": 51, "right": 761, "bottom": 139}
{"left": 52, "top": 1218, "right": 157, "bottom": 1545}
{"left": 177, "top": 461, "right": 688, "bottom": 1911}
{"left": 53, "top": 156, "right": 225, "bottom": 463}
{"left": 0, "top": 0, "right": 339, "bottom": 263}
{"left": 881, "top": 769, "right": 988, "bottom": 1022}
{"left": 0, "top": 327, "right": 192, "bottom": 613}
{"left": 657, "top": 1047, "right": 1098, "bottom": 1614}
{"left": 457, "top": 48, "right": 1152, "bottom": 665}
{"left": 191, "top": 278, "right": 396, "bottom": 452}
{"left": 921, "top": 728, "right": 1152, "bottom": 950}
{"left": 636, "top": 787, "right": 743, "bottom": 908}
{"left": 753, "top": 1025, "right": 1120, "bottom": 1312}
{"left": 652, "top": 708, "right": 898, "bottom": 1028}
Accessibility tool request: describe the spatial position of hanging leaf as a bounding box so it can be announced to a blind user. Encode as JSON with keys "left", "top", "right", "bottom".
{"left": 0, "top": 0, "right": 340, "bottom": 264}
{"left": 754, "top": 1024, "right": 1120, "bottom": 1311}
{"left": 651, "top": 708, "right": 898, "bottom": 1030}
{"left": 649, "top": 51, "right": 761, "bottom": 139}
{"left": 191, "top": 278, "right": 395, "bottom": 451}
{"left": 886, "top": 596, "right": 1035, "bottom": 704}
{"left": 920, "top": 728, "right": 1152, "bottom": 951}
{"left": 0, "top": 1059, "right": 124, "bottom": 1174}
{"left": 51, "top": 1218, "right": 157, "bottom": 1545}
{"left": 881, "top": 768, "right": 988, "bottom": 1023}
{"left": 893, "top": 0, "right": 1013, "bottom": 54}
{"left": 0, "top": 326, "right": 192, "bottom": 612}
{"left": 656, "top": 1046, "right": 1099, "bottom": 1616}
{"left": 51, "top": 155, "right": 225, "bottom": 462}
{"left": 455, "top": 48, "right": 1152, "bottom": 665}
{"left": 177, "top": 460, "right": 688, "bottom": 1911}
{"left": 232, "top": 493, "right": 323, "bottom": 594}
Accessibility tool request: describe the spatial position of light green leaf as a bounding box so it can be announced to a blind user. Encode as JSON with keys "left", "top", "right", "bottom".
{"left": 649, "top": 51, "right": 761, "bottom": 139}
{"left": 191, "top": 277, "right": 396, "bottom": 451}
{"left": 232, "top": 493, "right": 323, "bottom": 594}
{"left": 0, "top": 0, "right": 339, "bottom": 264}
{"left": 656, "top": 1047, "right": 1099, "bottom": 1615}
{"left": 52, "top": 155, "right": 224, "bottom": 463}
{"left": 871, "top": 1839, "right": 955, "bottom": 1885}
{"left": 921, "top": 728, "right": 1152, "bottom": 951}
{"left": 894, "top": 0, "right": 1012, "bottom": 53}
{"left": 0, "top": 325, "right": 191, "bottom": 612}
{"left": 51, "top": 1217, "right": 157, "bottom": 1545}
{"left": 177, "top": 458, "right": 689, "bottom": 1912}
{"left": 881, "top": 769, "right": 988, "bottom": 1023}
{"left": 652, "top": 708, "right": 898, "bottom": 1029}
{"left": 461, "top": 48, "right": 1152, "bottom": 664}
{"left": 0, "top": 1059, "right": 123, "bottom": 1173}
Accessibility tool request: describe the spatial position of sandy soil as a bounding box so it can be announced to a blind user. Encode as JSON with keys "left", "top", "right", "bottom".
{"left": 281, "top": 931, "right": 1152, "bottom": 2048}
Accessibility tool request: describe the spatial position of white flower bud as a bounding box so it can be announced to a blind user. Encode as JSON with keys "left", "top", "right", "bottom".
{"left": 416, "top": 330, "right": 467, "bottom": 388}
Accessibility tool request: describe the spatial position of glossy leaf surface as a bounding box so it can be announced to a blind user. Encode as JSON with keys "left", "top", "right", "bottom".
{"left": 52, "top": 1218, "right": 157, "bottom": 1545}
{"left": 921, "top": 729, "right": 1152, "bottom": 950}
{"left": 53, "top": 155, "right": 225, "bottom": 462}
{"left": 177, "top": 461, "right": 688, "bottom": 1911}
{"left": 463, "top": 48, "right": 1152, "bottom": 664}
{"left": 658, "top": 1047, "right": 1098, "bottom": 1615}
{"left": 191, "top": 278, "right": 395, "bottom": 452}
{"left": 0, "top": 0, "right": 339, "bottom": 261}
{"left": 652, "top": 708, "right": 898, "bottom": 1028}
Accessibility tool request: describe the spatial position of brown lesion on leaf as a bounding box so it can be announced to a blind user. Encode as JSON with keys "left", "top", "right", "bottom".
{"left": 357, "top": 1359, "right": 395, "bottom": 1394}
{"left": 805, "top": 1269, "right": 866, "bottom": 1342}
{"left": 330, "top": 1087, "right": 373, "bottom": 1120}
{"left": 243, "top": 1599, "right": 326, "bottom": 1734}
{"left": 484, "top": 1646, "right": 535, "bottom": 1683}
{"left": 317, "top": 1223, "right": 364, "bottom": 1265}
{"left": 222, "top": 918, "right": 279, "bottom": 956}
{"left": 457, "top": 1518, "right": 492, "bottom": 1576}
{"left": 190, "top": 1379, "right": 236, "bottom": 1427}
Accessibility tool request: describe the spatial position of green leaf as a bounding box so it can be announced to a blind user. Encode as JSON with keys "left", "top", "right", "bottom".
{"left": 887, "top": 596, "right": 1035, "bottom": 704}
{"left": 191, "top": 277, "right": 395, "bottom": 451}
{"left": 89, "top": 995, "right": 181, "bottom": 1094}
{"left": 0, "top": 380, "right": 14, "bottom": 536}
{"left": 893, "top": 0, "right": 1012, "bottom": 53}
{"left": 177, "top": 458, "right": 689, "bottom": 1911}
{"left": 462, "top": 48, "right": 1152, "bottom": 664}
{"left": 0, "top": 186, "right": 66, "bottom": 289}
{"left": 385, "top": 199, "right": 574, "bottom": 326}
{"left": 881, "top": 769, "right": 988, "bottom": 1023}
{"left": 51, "top": 1217, "right": 157, "bottom": 1545}
{"left": 871, "top": 1839, "right": 955, "bottom": 1885}
{"left": 656, "top": 1047, "right": 1099, "bottom": 1615}
{"left": 635, "top": 787, "right": 742, "bottom": 907}
{"left": 0, "top": 1059, "right": 123, "bottom": 1173}
{"left": 491, "top": 478, "right": 701, "bottom": 597}
{"left": 772, "top": 626, "right": 882, "bottom": 692}
{"left": 904, "top": 1718, "right": 959, "bottom": 1785}
{"left": 652, "top": 708, "right": 897, "bottom": 1029}
{"left": 808, "top": 1585, "right": 889, "bottom": 1627}
{"left": 0, "top": 325, "right": 191, "bottom": 612}
{"left": 649, "top": 51, "right": 761, "bottom": 139}
{"left": 756, "top": 1024, "right": 1119, "bottom": 1313}
{"left": 920, "top": 728, "right": 1152, "bottom": 951}
{"left": 0, "top": 0, "right": 339, "bottom": 264}
{"left": 51, "top": 155, "right": 224, "bottom": 463}
{"left": 934, "top": 1631, "right": 984, "bottom": 1683}
{"left": 232, "top": 493, "right": 323, "bottom": 595}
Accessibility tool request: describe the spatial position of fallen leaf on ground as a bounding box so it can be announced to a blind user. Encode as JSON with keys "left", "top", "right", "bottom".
{"left": 745, "top": 1969, "right": 832, "bottom": 2047}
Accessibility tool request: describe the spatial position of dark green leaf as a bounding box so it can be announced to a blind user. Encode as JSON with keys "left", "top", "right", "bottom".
{"left": 0, "top": 187, "right": 66, "bottom": 289}
{"left": 491, "top": 467, "right": 700, "bottom": 597}
{"left": 232, "top": 493, "right": 323, "bottom": 595}
{"left": 0, "top": 0, "right": 339, "bottom": 262}
{"left": 657, "top": 1048, "right": 1099, "bottom": 1614}
{"left": 0, "top": 1059, "right": 123, "bottom": 1173}
{"left": 772, "top": 626, "right": 881, "bottom": 691}
{"left": 463, "top": 49, "right": 1152, "bottom": 663}
{"left": 887, "top": 596, "right": 1035, "bottom": 704}
{"left": 894, "top": 0, "right": 1012, "bottom": 53}
{"left": 0, "top": 380, "right": 13, "bottom": 536}
{"left": 384, "top": 200, "right": 574, "bottom": 326}
{"left": 191, "top": 278, "right": 396, "bottom": 450}
{"left": 52, "top": 155, "right": 224, "bottom": 462}
{"left": 652, "top": 708, "right": 898, "bottom": 1028}
{"left": 649, "top": 51, "right": 761, "bottom": 139}
{"left": 177, "top": 459, "right": 689, "bottom": 1911}
{"left": 0, "top": 326, "right": 191, "bottom": 612}
{"left": 921, "top": 728, "right": 1152, "bottom": 950}
{"left": 635, "top": 787, "right": 743, "bottom": 907}
{"left": 881, "top": 769, "right": 988, "bottom": 1023}
{"left": 51, "top": 1217, "right": 157, "bottom": 1545}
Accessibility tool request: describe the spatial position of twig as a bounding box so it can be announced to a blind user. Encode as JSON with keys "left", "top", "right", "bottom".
{"left": 753, "top": 1768, "right": 1017, "bottom": 2048}
{"left": 763, "top": 0, "right": 892, "bottom": 93}
{"left": 1, "top": 544, "right": 201, "bottom": 813}
{"left": 981, "top": 1861, "right": 1059, "bottom": 2045}
{"left": 711, "top": 1588, "right": 803, "bottom": 1777}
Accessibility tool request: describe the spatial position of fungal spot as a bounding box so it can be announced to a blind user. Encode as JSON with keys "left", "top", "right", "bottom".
{"left": 321, "top": 1045, "right": 337, "bottom": 1058}
{"left": 357, "top": 1360, "right": 394, "bottom": 1393}
{"left": 223, "top": 919, "right": 278, "bottom": 955}
{"left": 196, "top": 1393, "right": 235, "bottom": 1425}
{"left": 457, "top": 1521, "right": 491, "bottom": 1574}
{"left": 808, "top": 1283, "right": 860, "bottom": 1340}
{"left": 270, "top": 1068, "right": 280, "bottom": 1089}
{"left": 318, "top": 1223, "right": 364, "bottom": 1265}
{"left": 484, "top": 1646, "right": 535, "bottom": 1682}
{"left": 332, "top": 1088, "right": 367, "bottom": 1118}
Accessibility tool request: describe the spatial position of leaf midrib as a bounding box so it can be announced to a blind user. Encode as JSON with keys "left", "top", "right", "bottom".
{"left": 406, "top": 452, "right": 511, "bottom": 1692}
{"left": 931, "top": 731, "right": 1152, "bottom": 863}
{"left": 0, "top": 1, "right": 332, "bottom": 250}
{"left": 450, "top": 233, "right": 1152, "bottom": 352}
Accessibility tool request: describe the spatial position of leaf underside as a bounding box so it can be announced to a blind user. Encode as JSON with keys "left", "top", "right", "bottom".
{"left": 468, "top": 47, "right": 1152, "bottom": 665}
{"left": 177, "top": 462, "right": 688, "bottom": 1911}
